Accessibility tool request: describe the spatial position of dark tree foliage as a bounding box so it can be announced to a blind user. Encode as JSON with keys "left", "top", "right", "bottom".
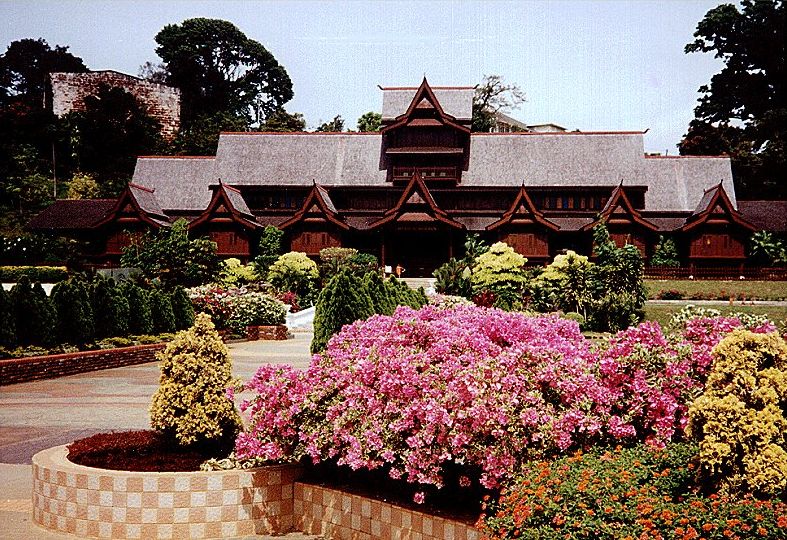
{"left": 170, "top": 285, "right": 195, "bottom": 330}
{"left": 10, "top": 276, "right": 56, "bottom": 346}
{"left": 150, "top": 288, "right": 176, "bottom": 334}
{"left": 356, "top": 111, "right": 382, "bottom": 132}
{"left": 253, "top": 225, "right": 284, "bottom": 275}
{"left": 120, "top": 282, "right": 153, "bottom": 335}
{"left": 315, "top": 115, "right": 344, "bottom": 132}
{"left": 472, "top": 74, "right": 526, "bottom": 132}
{"left": 0, "top": 286, "right": 17, "bottom": 347}
{"left": 0, "top": 38, "right": 87, "bottom": 108}
{"left": 91, "top": 277, "right": 130, "bottom": 339}
{"left": 651, "top": 236, "right": 681, "bottom": 267}
{"left": 50, "top": 278, "right": 95, "bottom": 345}
{"left": 172, "top": 110, "right": 247, "bottom": 156}
{"left": 154, "top": 18, "right": 293, "bottom": 128}
{"left": 67, "top": 85, "right": 164, "bottom": 195}
{"left": 680, "top": 0, "right": 785, "bottom": 199}
{"left": 311, "top": 270, "right": 375, "bottom": 354}
{"left": 261, "top": 108, "right": 306, "bottom": 132}
{"left": 386, "top": 276, "right": 428, "bottom": 310}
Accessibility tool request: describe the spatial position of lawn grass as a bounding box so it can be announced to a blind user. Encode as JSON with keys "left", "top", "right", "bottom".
{"left": 643, "top": 303, "right": 787, "bottom": 328}
{"left": 645, "top": 279, "right": 787, "bottom": 301}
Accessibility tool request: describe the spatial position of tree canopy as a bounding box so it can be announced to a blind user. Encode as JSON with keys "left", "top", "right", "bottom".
{"left": 261, "top": 108, "right": 306, "bottom": 132}
{"left": 315, "top": 114, "right": 345, "bottom": 132}
{"left": 356, "top": 111, "right": 381, "bottom": 132}
{"left": 472, "top": 74, "right": 527, "bottom": 132}
{"left": 680, "top": 0, "right": 785, "bottom": 200}
{"left": 154, "top": 18, "right": 293, "bottom": 129}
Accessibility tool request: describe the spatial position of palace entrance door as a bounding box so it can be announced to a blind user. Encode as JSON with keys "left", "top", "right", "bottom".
{"left": 383, "top": 230, "right": 454, "bottom": 277}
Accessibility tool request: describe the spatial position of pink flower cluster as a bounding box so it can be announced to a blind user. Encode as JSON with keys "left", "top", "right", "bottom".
{"left": 236, "top": 306, "right": 775, "bottom": 493}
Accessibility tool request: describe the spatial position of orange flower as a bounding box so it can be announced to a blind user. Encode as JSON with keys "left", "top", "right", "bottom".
{"left": 778, "top": 515, "right": 787, "bottom": 528}
{"left": 702, "top": 523, "right": 714, "bottom": 532}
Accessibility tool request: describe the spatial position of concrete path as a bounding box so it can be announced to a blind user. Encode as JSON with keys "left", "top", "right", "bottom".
{"left": 0, "top": 333, "right": 319, "bottom": 539}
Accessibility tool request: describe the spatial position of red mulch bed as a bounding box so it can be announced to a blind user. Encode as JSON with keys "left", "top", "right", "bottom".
{"left": 66, "top": 430, "right": 231, "bottom": 472}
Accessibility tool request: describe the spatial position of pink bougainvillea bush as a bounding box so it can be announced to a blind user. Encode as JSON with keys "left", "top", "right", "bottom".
{"left": 236, "top": 304, "right": 776, "bottom": 498}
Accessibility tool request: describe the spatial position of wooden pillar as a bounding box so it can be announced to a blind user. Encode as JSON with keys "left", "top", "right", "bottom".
{"left": 380, "top": 231, "right": 386, "bottom": 269}
{"left": 448, "top": 230, "right": 454, "bottom": 261}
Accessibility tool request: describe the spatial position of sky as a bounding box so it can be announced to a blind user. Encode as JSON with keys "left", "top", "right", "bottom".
{"left": 0, "top": 0, "right": 726, "bottom": 153}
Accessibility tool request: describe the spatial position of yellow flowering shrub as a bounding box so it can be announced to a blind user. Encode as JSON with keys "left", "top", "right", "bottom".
{"left": 150, "top": 313, "right": 241, "bottom": 447}
{"left": 687, "top": 329, "right": 787, "bottom": 497}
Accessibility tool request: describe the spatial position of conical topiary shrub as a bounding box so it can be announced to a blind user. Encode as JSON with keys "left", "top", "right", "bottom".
{"left": 311, "top": 270, "right": 375, "bottom": 354}
{"left": 51, "top": 278, "right": 95, "bottom": 345}
{"left": 149, "top": 313, "right": 241, "bottom": 449}
{"left": 0, "top": 286, "right": 17, "bottom": 348}
{"left": 150, "top": 288, "right": 176, "bottom": 334}
{"left": 363, "top": 271, "right": 395, "bottom": 316}
{"left": 121, "top": 282, "right": 153, "bottom": 335}
{"left": 11, "top": 276, "right": 57, "bottom": 346}
{"left": 92, "top": 278, "right": 129, "bottom": 339}
{"left": 170, "top": 286, "right": 195, "bottom": 330}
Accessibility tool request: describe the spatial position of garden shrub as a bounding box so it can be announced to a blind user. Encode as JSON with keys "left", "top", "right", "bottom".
{"left": 687, "top": 329, "right": 787, "bottom": 497}
{"left": 150, "top": 313, "right": 242, "bottom": 448}
{"left": 363, "top": 271, "right": 396, "bottom": 316}
{"left": 150, "top": 289, "right": 176, "bottom": 334}
{"left": 433, "top": 257, "right": 472, "bottom": 297}
{"left": 224, "top": 293, "right": 286, "bottom": 334}
{"left": 318, "top": 247, "right": 358, "bottom": 281}
{"left": 218, "top": 258, "right": 258, "bottom": 286}
{"left": 188, "top": 285, "right": 234, "bottom": 329}
{"left": 427, "top": 293, "right": 473, "bottom": 310}
{"left": 0, "top": 266, "right": 68, "bottom": 283}
{"left": 0, "top": 286, "right": 16, "bottom": 347}
{"left": 267, "top": 251, "right": 319, "bottom": 306}
{"left": 50, "top": 278, "right": 95, "bottom": 345}
{"left": 252, "top": 225, "right": 284, "bottom": 275}
{"left": 121, "top": 282, "right": 153, "bottom": 335}
{"left": 91, "top": 277, "right": 129, "bottom": 339}
{"left": 650, "top": 235, "right": 681, "bottom": 267}
{"left": 471, "top": 242, "right": 528, "bottom": 310}
{"left": 531, "top": 250, "right": 592, "bottom": 314}
{"left": 169, "top": 286, "right": 195, "bottom": 330}
{"left": 480, "top": 443, "right": 787, "bottom": 540}
{"left": 310, "top": 270, "right": 374, "bottom": 354}
{"left": 10, "top": 277, "right": 56, "bottom": 346}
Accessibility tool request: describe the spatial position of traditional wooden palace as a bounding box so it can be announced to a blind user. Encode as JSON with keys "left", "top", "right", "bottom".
{"left": 29, "top": 79, "right": 764, "bottom": 276}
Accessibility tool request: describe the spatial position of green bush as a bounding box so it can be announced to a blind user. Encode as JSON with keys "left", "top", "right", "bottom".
{"left": 0, "top": 286, "right": 16, "bottom": 347}
{"left": 97, "top": 336, "right": 133, "bottom": 349}
{"left": 121, "top": 282, "right": 153, "bottom": 335}
{"left": 0, "top": 266, "right": 68, "bottom": 283}
{"left": 480, "top": 443, "right": 787, "bottom": 540}
{"left": 687, "top": 329, "right": 787, "bottom": 497}
{"left": 311, "top": 270, "right": 375, "bottom": 354}
{"left": 10, "top": 277, "right": 57, "bottom": 346}
{"left": 650, "top": 235, "right": 681, "bottom": 267}
{"left": 170, "top": 286, "right": 195, "bottom": 331}
{"left": 433, "top": 257, "right": 472, "bottom": 297}
{"left": 386, "top": 276, "right": 427, "bottom": 310}
{"left": 91, "top": 278, "right": 129, "bottom": 339}
{"left": 150, "top": 289, "right": 176, "bottom": 334}
{"left": 50, "top": 279, "right": 95, "bottom": 345}
{"left": 471, "top": 242, "right": 528, "bottom": 310}
{"left": 149, "top": 313, "right": 242, "bottom": 448}
{"left": 218, "top": 258, "right": 258, "bottom": 286}
{"left": 225, "top": 293, "right": 286, "bottom": 334}
{"left": 267, "top": 251, "right": 319, "bottom": 306}
{"left": 363, "top": 271, "right": 396, "bottom": 316}
{"left": 252, "top": 225, "right": 284, "bottom": 275}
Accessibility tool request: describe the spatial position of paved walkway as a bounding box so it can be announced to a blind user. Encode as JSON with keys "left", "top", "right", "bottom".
{"left": 0, "top": 333, "right": 318, "bottom": 539}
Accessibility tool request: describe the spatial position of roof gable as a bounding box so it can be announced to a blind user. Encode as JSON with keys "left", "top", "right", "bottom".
{"left": 582, "top": 184, "right": 657, "bottom": 231}
{"left": 487, "top": 184, "right": 559, "bottom": 231}
{"left": 93, "top": 183, "right": 170, "bottom": 229}
{"left": 381, "top": 78, "right": 470, "bottom": 135}
{"left": 189, "top": 183, "right": 258, "bottom": 231}
{"left": 682, "top": 183, "right": 756, "bottom": 232}
{"left": 279, "top": 182, "right": 349, "bottom": 230}
{"left": 370, "top": 173, "right": 464, "bottom": 229}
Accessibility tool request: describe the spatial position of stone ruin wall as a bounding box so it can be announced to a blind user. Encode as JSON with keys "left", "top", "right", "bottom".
{"left": 50, "top": 71, "right": 181, "bottom": 140}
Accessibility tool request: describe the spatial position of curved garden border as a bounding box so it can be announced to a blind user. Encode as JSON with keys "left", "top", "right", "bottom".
{"left": 32, "top": 445, "right": 302, "bottom": 539}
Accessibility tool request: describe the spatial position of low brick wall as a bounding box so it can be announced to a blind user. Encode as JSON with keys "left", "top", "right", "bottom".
{"left": 33, "top": 445, "right": 303, "bottom": 539}
{"left": 246, "top": 324, "right": 289, "bottom": 341}
{"left": 0, "top": 343, "right": 165, "bottom": 386}
{"left": 295, "top": 483, "right": 481, "bottom": 540}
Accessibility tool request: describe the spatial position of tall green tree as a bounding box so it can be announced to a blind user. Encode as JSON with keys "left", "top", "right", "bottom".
{"left": 680, "top": 0, "right": 785, "bottom": 199}
{"left": 260, "top": 108, "right": 305, "bottom": 132}
{"left": 472, "top": 74, "right": 527, "bottom": 132}
{"left": 67, "top": 85, "right": 164, "bottom": 195}
{"left": 154, "top": 18, "right": 293, "bottom": 129}
{"left": 50, "top": 278, "right": 95, "bottom": 345}
{"left": 315, "top": 115, "right": 344, "bottom": 132}
{"left": 356, "top": 111, "right": 381, "bottom": 132}
{"left": 0, "top": 286, "right": 17, "bottom": 347}
{"left": 311, "top": 270, "right": 374, "bottom": 354}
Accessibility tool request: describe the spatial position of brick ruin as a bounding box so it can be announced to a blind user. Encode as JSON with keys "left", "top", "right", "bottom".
{"left": 50, "top": 71, "right": 181, "bottom": 140}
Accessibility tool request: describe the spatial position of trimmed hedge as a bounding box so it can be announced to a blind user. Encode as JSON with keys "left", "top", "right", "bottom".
{"left": 0, "top": 266, "right": 68, "bottom": 283}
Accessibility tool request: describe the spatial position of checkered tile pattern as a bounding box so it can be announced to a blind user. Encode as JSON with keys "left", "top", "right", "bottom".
{"left": 294, "top": 482, "right": 481, "bottom": 540}
{"left": 32, "top": 445, "right": 301, "bottom": 539}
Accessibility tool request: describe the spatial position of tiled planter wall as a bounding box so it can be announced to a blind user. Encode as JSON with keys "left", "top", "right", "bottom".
{"left": 33, "top": 445, "right": 482, "bottom": 540}
{"left": 295, "top": 483, "right": 481, "bottom": 540}
{"left": 0, "top": 343, "right": 165, "bottom": 386}
{"left": 32, "top": 445, "right": 302, "bottom": 539}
